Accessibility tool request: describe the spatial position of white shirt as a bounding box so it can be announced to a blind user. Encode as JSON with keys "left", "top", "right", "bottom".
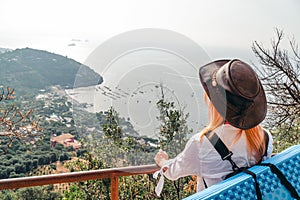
{"left": 153, "top": 124, "right": 273, "bottom": 196}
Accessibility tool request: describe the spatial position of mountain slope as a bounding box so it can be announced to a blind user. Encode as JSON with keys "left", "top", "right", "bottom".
{"left": 0, "top": 48, "right": 11, "bottom": 54}
{"left": 0, "top": 48, "right": 102, "bottom": 95}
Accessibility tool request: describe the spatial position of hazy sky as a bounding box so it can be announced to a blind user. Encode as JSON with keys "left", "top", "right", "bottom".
{"left": 1, "top": 0, "right": 299, "bottom": 63}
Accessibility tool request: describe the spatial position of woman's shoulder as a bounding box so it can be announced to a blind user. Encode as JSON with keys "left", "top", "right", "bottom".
{"left": 189, "top": 126, "right": 235, "bottom": 141}
{"left": 184, "top": 132, "right": 203, "bottom": 148}
{"left": 188, "top": 131, "right": 206, "bottom": 143}
{"left": 187, "top": 125, "right": 242, "bottom": 146}
{"left": 187, "top": 131, "right": 219, "bottom": 147}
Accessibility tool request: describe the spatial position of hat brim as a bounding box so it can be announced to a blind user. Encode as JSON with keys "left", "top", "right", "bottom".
{"left": 199, "top": 60, "right": 267, "bottom": 129}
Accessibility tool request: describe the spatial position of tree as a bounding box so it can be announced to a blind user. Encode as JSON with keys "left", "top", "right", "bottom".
{"left": 252, "top": 29, "right": 300, "bottom": 151}
{"left": 0, "top": 87, "right": 42, "bottom": 155}
{"left": 156, "top": 85, "right": 194, "bottom": 199}
{"left": 156, "top": 85, "right": 192, "bottom": 156}
{"left": 101, "top": 106, "right": 146, "bottom": 165}
{"left": 102, "top": 106, "right": 123, "bottom": 147}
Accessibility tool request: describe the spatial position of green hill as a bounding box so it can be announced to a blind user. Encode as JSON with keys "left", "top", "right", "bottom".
{"left": 0, "top": 47, "right": 102, "bottom": 95}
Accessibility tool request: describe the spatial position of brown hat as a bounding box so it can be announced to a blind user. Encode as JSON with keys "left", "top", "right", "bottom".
{"left": 199, "top": 59, "right": 267, "bottom": 129}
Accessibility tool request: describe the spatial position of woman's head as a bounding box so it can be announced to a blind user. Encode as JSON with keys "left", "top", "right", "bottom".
{"left": 199, "top": 59, "right": 267, "bottom": 130}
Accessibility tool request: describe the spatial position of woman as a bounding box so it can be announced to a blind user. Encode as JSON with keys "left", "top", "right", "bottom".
{"left": 153, "top": 59, "right": 273, "bottom": 196}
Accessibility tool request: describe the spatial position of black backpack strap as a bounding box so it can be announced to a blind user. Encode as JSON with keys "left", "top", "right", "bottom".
{"left": 205, "top": 130, "right": 264, "bottom": 200}
{"left": 206, "top": 129, "right": 269, "bottom": 166}
{"left": 258, "top": 163, "right": 300, "bottom": 199}
{"left": 205, "top": 131, "right": 240, "bottom": 171}
{"left": 263, "top": 129, "right": 269, "bottom": 157}
{"left": 242, "top": 168, "right": 263, "bottom": 200}
{"left": 202, "top": 177, "right": 208, "bottom": 189}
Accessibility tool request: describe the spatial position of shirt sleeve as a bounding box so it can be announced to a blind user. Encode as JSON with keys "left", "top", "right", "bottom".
{"left": 153, "top": 135, "right": 203, "bottom": 196}
{"left": 162, "top": 135, "right": 202, "bottom": 180}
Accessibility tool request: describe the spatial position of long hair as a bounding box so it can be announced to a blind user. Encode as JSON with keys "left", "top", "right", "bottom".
{"left": 199, "top": 93, "right": 224, "bottom": 138}
{"left": 200, "top": 92, "right": 266, "bottom": 162}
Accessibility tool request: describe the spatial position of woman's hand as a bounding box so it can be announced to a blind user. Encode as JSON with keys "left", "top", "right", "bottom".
{"left": 154, "top": 150, "right": 169, "bottom": 167}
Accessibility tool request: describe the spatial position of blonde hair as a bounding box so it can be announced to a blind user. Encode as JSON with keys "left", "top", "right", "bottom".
{"left": 200, "top": 92, "right": 266, "bottom": 162}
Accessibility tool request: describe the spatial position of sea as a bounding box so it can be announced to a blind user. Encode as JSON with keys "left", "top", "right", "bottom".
{"left": 66, "top": 49, "right": 209, "bottom": 138}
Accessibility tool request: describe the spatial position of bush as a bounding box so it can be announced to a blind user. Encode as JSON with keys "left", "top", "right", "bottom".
{"left": 9, "top": 172, "right": 24, "bottom": 178}
{"left": 54, "top": 144, "right": 63, "bottom": 151}
{"left": 64, "top": 185, "right": 86, "bottom": 200}
{"left": 5, "top": 154, "right": 13, "bottom": 160}
{"left": 50, "top": 163, "right": 56, "bottom": 170}
{"left": 59, "top": 153, "right": 70, "bottom": 162}
{"left": 11, "top": 158, "right": 19, "bottom": 165}
{"left": 76, "top": 149, "right": 87, "bottom": 157}
{"left": 41, "top": 144, "right": 51, "bottom": 152}
{"left": 50, "top": 152, "right": 57, "bottom": 162}
{"left": 32, "top": 159, "right": 38, "bottom": 168}
{"left": 0, "top": 169, "right": 9, "bottom": 179}
{"left": 24, "top": 160, "right": 33, "bottom": 171}
{"left": 15, "top": 163, "right": 26, "bottom": 174}
{"left": 3, "top": 159, "right": 11, "bottom": 166}
{"left": 24, "top": 154, "right": 32, "bottom": 159}
{"left": 38, "top": 156, "right": 44, "bottom": 165}
{"left": 15, "top": 187, "right": 44, "bottom": 200}
{"left": 1, "top": 190, "right": 17, "bottom": 200}
{"left": 6, "top": 166, "right": 15, "bottom": 174}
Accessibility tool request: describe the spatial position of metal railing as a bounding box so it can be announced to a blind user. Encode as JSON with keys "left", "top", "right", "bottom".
{"left": 0, "top": 164, "right": 160, "bottom": 200}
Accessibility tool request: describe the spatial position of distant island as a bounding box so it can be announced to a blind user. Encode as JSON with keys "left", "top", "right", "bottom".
{"left": 0, "top": 47, "right": 103, "bottom": 96}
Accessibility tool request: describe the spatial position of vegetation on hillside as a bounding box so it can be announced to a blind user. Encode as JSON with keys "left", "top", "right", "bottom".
{"left": 0, "top": 88, "right": 78, "bottom": 180}
{"left": 63, "top": 92, "right": 195, "bottom": 199}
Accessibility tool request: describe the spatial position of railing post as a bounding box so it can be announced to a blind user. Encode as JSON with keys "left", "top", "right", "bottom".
{"left": 111, "top": 175, "right": 119, "bottom": 200}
